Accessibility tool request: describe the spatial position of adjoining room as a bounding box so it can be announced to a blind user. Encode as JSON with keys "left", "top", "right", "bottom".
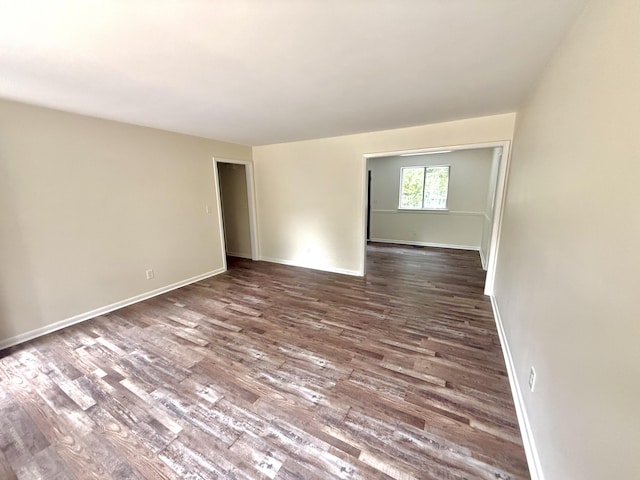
{"left": 366, "top": 146, "right": 503, "bottom": 277}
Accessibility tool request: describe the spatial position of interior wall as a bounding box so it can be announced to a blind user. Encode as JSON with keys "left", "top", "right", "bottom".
{"left": 368, "top": 148, "right": 493, "bottom": 249}
{"left": 479, "top": 148, "right": 502, "bottom": 267}
{"left": 218, "top": 162, "right": 252, "bottom": 258}
{"left": 253, "top": 113, "right": 516, "bottom": 275}
{"left": 0, "top": 98, "right": 251, "bottom": 346}
{"left": 492, "top": 0, "right": 639, "bottom": 478}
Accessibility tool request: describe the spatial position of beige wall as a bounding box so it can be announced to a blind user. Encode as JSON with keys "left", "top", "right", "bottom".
{"left": 253, "top": 113, "right": 516, "bottom": 275}
{"left": 368, "top": 149, "right": 493, "bottom": 249}
{"left": 218, "top": 162, "right": 252, "bottom": 258}
{"left": 493, "top": 0, "right": 640, "bottom": 478}
{"left": 0, "top": 98, "right": 251, "bottom": 346}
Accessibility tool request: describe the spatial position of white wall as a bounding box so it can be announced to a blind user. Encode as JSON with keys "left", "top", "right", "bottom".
{"left": 218, "top": 162, "right": 252, "bottom": 258}
{"left": 480, "top": 148, "right": 502, "bottom": 268}
{"left": 253, "top": 113, "right": 516, "bottom": 275}
{"left": 492, "top": 0, "right": 640, "bottom": 478}
{"left": 0, "top": 98, "right": 251, "bottom": 347}
{"left": 368, "top": 149, "right": 493, "bottom": 249}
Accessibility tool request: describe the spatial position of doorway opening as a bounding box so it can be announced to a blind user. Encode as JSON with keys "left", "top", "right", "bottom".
{"left": 213, "top": 158, "right": 259, "bottom": 270}
{"left": 362, "top": 141, "right": 510, "bottom": 295}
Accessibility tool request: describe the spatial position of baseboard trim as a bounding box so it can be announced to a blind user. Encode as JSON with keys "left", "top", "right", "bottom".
{"left": 490, "top": 295, "right": 544, "bottom": 480}
{"left": 259, "top": 256, "right": 362, "bottom": 277}
{"left": 0, "top": 267, "right": 227, "bottom": 351}
{"left": 369, "top": 238, "right": 480, "bottom": 251}
{"left": 480, "top": 249, "right": 487, "bottom": 270}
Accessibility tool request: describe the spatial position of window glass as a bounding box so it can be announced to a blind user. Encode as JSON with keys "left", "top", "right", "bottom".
{"left": 399, "top": 166, "right": 449, "bottom": 209}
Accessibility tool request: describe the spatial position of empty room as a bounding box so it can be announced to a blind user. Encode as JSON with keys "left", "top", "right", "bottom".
{"left": 0, "top": 1, "right": 638, "bottom": 479}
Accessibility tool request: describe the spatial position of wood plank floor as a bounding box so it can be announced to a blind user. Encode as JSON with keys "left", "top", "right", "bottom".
{"left": 0, "top": 243, "right": 529, "bottom": 479}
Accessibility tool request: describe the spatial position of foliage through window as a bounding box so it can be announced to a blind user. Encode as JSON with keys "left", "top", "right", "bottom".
{"left": 399, "top": 166, "right": 449, "bottom": 209}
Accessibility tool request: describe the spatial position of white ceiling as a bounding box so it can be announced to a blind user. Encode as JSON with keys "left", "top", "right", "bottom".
{"left": 0, "top": 1, "right": 588, "bottom": 146}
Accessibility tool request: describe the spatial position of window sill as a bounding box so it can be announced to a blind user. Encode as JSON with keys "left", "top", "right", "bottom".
{"left": 397, "top": 208, "right": 449, "bottom": 212}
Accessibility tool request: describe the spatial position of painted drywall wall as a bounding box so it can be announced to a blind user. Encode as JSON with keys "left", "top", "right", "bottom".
{"left": 479, "top": 148, "right": 502, "bottom": 268}
{"left": 253, "top": 113, "right": 516, "bottom": 275}
{"left": 0, "top": 98, "right": 251, "bottom": 346}
{"left": 218, "top": 162, "right": 252, "bottom": 258}
{"left": 492, "top": 0, "right": 640, "bottom": 478}
{"left": 368, "top": 149, "right": 493, "bottom": 249}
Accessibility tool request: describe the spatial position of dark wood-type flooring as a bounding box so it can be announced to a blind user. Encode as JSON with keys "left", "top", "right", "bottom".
{"left": 0, "top": 243, "right": 529, "bottom": 479}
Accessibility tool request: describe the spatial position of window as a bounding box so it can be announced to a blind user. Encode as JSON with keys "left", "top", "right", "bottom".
{"left": 399, "top": 165, "right": 450, "bottom": 209}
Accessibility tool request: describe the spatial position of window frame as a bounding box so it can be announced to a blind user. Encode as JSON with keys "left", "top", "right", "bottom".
{"left": 398, "top": 165, "right": 451, "bottom": 211}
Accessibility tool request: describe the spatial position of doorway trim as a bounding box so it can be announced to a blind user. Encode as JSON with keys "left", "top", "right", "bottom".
{"left": 361, "top": 140, "right": 511, "bottom": 295}
{"left": 212, "top": 157, "right": 260, "bottom": 263}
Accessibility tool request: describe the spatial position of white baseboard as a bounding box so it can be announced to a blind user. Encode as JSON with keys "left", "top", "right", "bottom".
{"left": 0, "top": 267, "right": 226, "bottom": 351}
{"left": 479, "top": 249, "right": 487, "bottom": 270}
{"left": 369, "top": 238, "right": 480, "bottom": 251}
{"left": 259, "top": 256, "right": 362, "bottom": 277}
{"left": 490, "top": 295, "right": 544, "bottom": 480}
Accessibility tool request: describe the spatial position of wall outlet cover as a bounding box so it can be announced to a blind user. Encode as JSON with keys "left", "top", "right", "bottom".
{"left": 529, "top": 366, "right": 536, "bottom": 392}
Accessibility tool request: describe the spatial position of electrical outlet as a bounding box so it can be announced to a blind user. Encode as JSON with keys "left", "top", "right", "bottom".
{"left": 529, "top": 366, "right": 536, "bottom": 392}
{"left": 145, "top": 269, "right": 155, "bottom": 280}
